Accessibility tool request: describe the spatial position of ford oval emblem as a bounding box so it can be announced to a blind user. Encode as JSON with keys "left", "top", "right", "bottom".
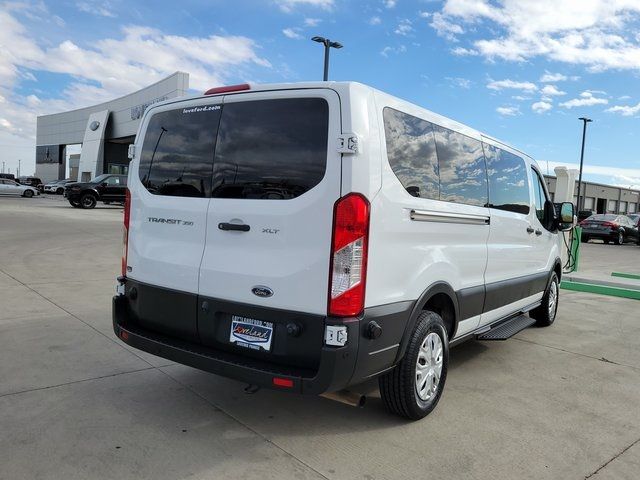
{"left": 252, "top": 286, "right": 273, "bottom": 298}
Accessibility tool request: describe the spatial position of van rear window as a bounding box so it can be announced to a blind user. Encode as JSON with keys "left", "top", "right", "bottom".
{"left": 138, "top": 98, "right": 328, "bottom": 199}
{"left": 211, "top": 98, "right": 328, "bottom": 199}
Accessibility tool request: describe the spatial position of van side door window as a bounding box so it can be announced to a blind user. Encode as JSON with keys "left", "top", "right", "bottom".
{"left": 432, "top": 126, "right": 488, "bottom": 207}
{"left": 383, "top": 108, "right": 439, "bottom": 200}
{"left": 483, "top": 144, "right": 530, "bottom": 215}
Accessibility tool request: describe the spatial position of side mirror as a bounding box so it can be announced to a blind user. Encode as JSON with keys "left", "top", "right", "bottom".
{"left": 557, "top": 202, "right": 574, "bottom": 231}
{"left": 101, "top": 182, "right": 108, "bottom": 187}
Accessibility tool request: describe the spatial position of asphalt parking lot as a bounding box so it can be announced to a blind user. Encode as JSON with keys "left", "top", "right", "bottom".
{"left": 1, "top": 195, "right": 639, "bottom": 480}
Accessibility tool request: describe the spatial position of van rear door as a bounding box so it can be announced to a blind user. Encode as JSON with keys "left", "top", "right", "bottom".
{"left": 125, "top": 99, "right": 222, "bottom": 341}
{"left": 197, "top": 89, "right": 341, "bottom": 347}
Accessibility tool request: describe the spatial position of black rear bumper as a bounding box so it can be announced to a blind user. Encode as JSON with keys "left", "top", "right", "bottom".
{"left": 112, "top": 281, "right": 412, "bottom": 394}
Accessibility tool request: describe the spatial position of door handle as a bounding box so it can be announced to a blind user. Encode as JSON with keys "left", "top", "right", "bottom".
{"left": 526, "top": 226, "right": 535, "bottom": 234}
{"left": 218, "top": 222, "right": 250, "bottom": 232}
{"left": 535, "top": 229, "right": 542, "bottom": 236}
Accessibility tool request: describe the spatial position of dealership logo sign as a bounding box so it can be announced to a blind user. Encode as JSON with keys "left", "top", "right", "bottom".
{"left": 131, "top": 96, "right": 169, "bottom": 120}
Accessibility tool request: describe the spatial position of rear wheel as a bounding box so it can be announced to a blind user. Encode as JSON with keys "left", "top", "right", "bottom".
{"left": 613, "top": 230, "right": 624, "bottom": 245}
{"left": 22, "top": 190, "right": 34, "bottom": 198}
{"left": 379, "top": 311, "right": 448, "bottom": 420}
{"left": 80, "top": 193, "right": 97, "bottom": 209}
{"left": 581, "top": 235, "right": 589, "bottom": 243}
{"left": 530, "top": 272, "right": 559, "bottom": 327}
{"left": 56, "top": 187, "right": 64, "bottom": 194}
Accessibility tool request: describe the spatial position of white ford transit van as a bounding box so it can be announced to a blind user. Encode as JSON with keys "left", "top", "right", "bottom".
{"left": 113, "top": 82, "right": 574, "bottom": 420}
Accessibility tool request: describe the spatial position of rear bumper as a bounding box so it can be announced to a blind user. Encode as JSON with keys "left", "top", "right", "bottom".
{"left": 112, "top": 282, "right": 412, "bottom": 394}
{"left": 581, "top": 228, "right": 616, "bottom": 239}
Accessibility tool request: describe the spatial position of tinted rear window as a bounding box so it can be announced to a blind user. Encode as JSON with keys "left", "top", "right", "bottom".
{"left": 211, "top": 98, "right": 328, "bottom": 200}
{"left": 138, "top": 98, "right": 328, "bottom": 199}
{"left": 138, "top": 106, "right": 221, "bottom": 197}
{"left": 589, "top": 214, "right": 618, "bottom": 221}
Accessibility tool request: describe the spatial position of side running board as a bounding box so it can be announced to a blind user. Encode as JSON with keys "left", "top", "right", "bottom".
{"left": 476, "top": 314, "right": 536, "bottom": 341}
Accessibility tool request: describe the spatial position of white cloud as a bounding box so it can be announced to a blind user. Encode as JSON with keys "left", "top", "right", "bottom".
{"left": 446, "top": 77, "right": 472, "bottom": 89}
{"left": 496, "top": 106, "right": 520, "bottom": 116}
{"left": 606, "top": 102, "right": 640, "bottom": 116}
{"left": 559, "top": 91, "right": 608, "bottom": 108}
{"left": 532, "top": 101, "right": 553, "bottom": 113}
{"left": 384, "top": 0, "right": 396, "bottom": 8}
{"left": 618, "top": 95, "right": 631, "bottom": 100}
{"left": 429, "top": 12, "right": 464, "bottom": 41}
{"left": 434, "top": 1, "right": 640, "bottom": 72}
{"left": 369, "top": 16, "right": 382, "bottom": 25}
{"left": 540, "top": 84, "right": 566, "bottom": 96}
{"left": 394, "top": 19, "right": 413, "bottom": 36}
{"left": 380, "top": 45, "right": 407, "bottom": 57}
{"left": 540, "top": 72, "right": 568, "bottom": 82}
{"left": 282, "top": 28, "right": 303, "bottom": 39}
{"left": 451, "top": 46, "right": 478, "bottom": 56}
{"left": 276, "top": 0, "right": 333, "bottom": 12}
{"left": 76, "top": 1, "right": 116, "bottom": 18}
{"left": 304, "top": 18, "right": 321, "bottom": 27}
{"left": 487, "top": 79, "right": 538, "bottom": 92}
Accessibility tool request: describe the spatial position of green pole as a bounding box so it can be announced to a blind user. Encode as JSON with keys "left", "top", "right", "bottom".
{"left": 570, "top": 226, "right": 582, "bottom": 273}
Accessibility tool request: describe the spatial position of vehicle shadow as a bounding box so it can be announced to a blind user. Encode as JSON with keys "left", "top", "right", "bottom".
{"left": 158, "top": 339, "right": 490, "bottom": 432}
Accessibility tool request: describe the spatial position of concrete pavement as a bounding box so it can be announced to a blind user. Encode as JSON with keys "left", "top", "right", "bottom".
{"left": 1, "top": 195, "right": 639, "bottom": 480}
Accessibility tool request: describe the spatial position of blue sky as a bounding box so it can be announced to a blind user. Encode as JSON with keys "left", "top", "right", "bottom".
{"left": 1, "top": 0, "right": 639, "bottom": 188}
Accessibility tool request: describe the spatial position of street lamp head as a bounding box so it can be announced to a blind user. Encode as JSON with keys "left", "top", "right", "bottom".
{"left": 579, "top": 117, "right": 593, "bottom": 122}
{"left": 329, "top": 41, "right": 343, "bottom": 49}
{"left": 311, "top": 36, "right": 326, "bottom": 43}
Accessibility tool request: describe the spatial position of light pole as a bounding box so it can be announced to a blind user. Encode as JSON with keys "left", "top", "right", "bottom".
{"left": 311, "top": 36, "right": 343, "bottom": 81}
{"left": 576, "top": 117, "right": 592, "bottom": 212}
{"left": 18, "top": 159, "right": 21, "bottom": 178}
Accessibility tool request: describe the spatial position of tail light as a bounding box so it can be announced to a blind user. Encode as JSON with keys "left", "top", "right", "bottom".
{"left": 602, "top": 221, "right": 618, "bottom": 228}
{"left": 121, "top": 188, "right": 131, "bottom": 277}
{"left": 204, "top": 83, "right": 250, "bottom": 95}
{"left": 328, "top": 193, "right": 370, "bottom": 317}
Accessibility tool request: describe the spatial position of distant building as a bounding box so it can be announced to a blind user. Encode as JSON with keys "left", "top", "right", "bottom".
{"left": 544, "top": 175, "right": 639, "bottom": 214}
{"left": 35, "top": 72, "right": 189, "bottom": 183}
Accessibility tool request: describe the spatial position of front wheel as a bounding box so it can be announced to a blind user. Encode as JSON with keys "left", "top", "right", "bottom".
{"left": 530, "top": 272, "right": 559, "bottom": 327}
{"left": 56, "top": 187, "right": 64, "bottom": 194}
{"left": 379, "top": 311, "right": 449, "bottom": 420}
{"left": 22, "top": 190, "right": 34, "bottom": 198}
{"left": 69, "top": 199, "right": 81, "bottom": 208}
{"left": 80, "top": 193, "right": 97, "bottom": 209}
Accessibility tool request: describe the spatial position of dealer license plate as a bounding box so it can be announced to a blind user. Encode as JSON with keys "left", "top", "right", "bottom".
{"left": 229, "top": 316, "right": 274, "bottom": 352}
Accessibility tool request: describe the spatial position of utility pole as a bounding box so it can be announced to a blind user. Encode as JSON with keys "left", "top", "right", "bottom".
{"left": 576, "top": 117, "right": 592, "bottom": 212}
{"left": 2, "top": 161, "right": 4, "bottom": 173}
{"left": 18, "top": 159, "right": 21, "bottom": 178}
{"left": 311, "top": 36, "right": 343, "bottom": 81}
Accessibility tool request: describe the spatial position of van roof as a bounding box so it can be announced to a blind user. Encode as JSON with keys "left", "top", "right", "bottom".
{"left": 164, "top": 81, "right": 536, "bottom": 166}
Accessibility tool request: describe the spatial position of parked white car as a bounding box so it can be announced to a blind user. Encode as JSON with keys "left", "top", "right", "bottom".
{"left": 113, "top": 81, "right": 574, "bottom": 420}
{"left": 0, "top": 179, "right": 39, "bottom": 197}
{"left": 44, "top": 179, "right": 72, "bottom": 194}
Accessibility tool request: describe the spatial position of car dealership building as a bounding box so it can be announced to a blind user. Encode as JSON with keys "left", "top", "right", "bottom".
{"left": 35, "top": 72, "right": 189, "bottom": 183}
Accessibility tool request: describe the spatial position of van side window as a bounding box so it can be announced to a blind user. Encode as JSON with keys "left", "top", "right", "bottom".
{"left": 211, "top": 98, "right": 328, "bottom": 200}
{"left": 530, "top": 168, "right": 548, "bottom": 222}
{"left": 138, "top": 106, "right": 222, "bottom": 197}
{"left": 483, "top": 144, "right": 530, "bottom": 215}
{"left": 383, "top": 107, "right": 439, "bottom": 200}
{"left": 433, "top": 126, "right": 488, "bottom": 207}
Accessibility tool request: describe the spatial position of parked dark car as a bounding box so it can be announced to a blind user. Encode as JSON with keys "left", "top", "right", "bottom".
{"left": 579, "top": 214, "right": 640, "bottom": 245}
{"left": 577, "top": 210, "right": 594, "bottom": 222}
{"left": 0, "top": 173, "right": 16, "bottom": 181}
{"left": 17, "top": 176, "right": 43, "bottom": 190}
{"left": 64, "top": 174, "right": 127, "bottom": 209}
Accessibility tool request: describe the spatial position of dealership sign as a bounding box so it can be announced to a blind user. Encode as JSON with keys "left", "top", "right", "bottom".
{"left": 130, "top": 96, "right": 168, "bottom": 120}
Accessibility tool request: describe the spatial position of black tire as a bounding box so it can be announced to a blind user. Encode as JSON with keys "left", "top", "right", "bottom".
{"left": 379, "top": 311, "right": 449, "bottom": 420}
{"left": 80, "top": 193, "right": 97, "bottom": 209}
{"left": 604, "top": 239, "right": 610, "bottom": 244}
{"left": 22, "top": 189, "right": 34, "bottom": 198}
{"left": 530, "top": 272, "right": 559, "bottom": 327}
{"left": 581, "top": 235, "right": 589, "bottom": 243}
{"left": 613, "top": 230, "right": 624, "bottom": 245}
{"left": 56, "top": 187, "right": 64, "bottom": 194}
{"left": 69, "top": 199, "right": 81, "bottom": 208}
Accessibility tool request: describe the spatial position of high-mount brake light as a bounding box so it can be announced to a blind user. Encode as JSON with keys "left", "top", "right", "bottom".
{"left": 204, "top": 83, "right": 251, "bottom": 95}
{"left": 121, "top": 188, "right": 131, "bottom": 277}
{"left": 328, "top": 193, "right": 370, "bottom": 317}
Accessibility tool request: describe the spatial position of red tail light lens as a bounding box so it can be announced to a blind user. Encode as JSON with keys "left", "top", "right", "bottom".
{"left": 602, "top": 221, "right": 618, "bottom": 228}
{"left": 328, "top": 193, "right": 370, "bottom": 317}
{"left": 121, "top": 188, "right": 131, "bottom": 277}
